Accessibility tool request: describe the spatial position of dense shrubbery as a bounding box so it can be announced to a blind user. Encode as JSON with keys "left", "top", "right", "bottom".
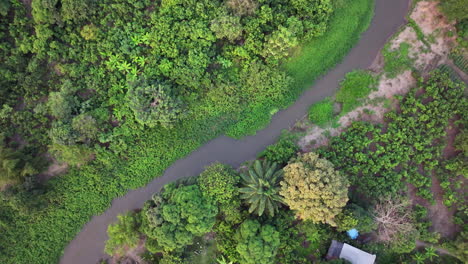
{"left": 0, "top": 0, "right": 376, "bottom": 262}
{"left": 100, "top": 68, "right": 466, "bottom": 263}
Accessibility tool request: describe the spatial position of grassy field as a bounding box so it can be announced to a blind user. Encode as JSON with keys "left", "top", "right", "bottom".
{"left": 0, "top": 0, "right": 375, "bottom": 263}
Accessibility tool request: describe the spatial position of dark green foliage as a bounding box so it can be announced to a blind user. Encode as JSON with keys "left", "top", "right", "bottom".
{"left": 234, "top": 220, "right": 281, "bottom": 264}
{"left": 260, "top": 136, "right": 299, "bottom": 164}
{"left": 142, "top": 184, "right": 218, "bottom": 252}
{"left": 105, "top": 212, "right": 142, "bottom": 255}
{"left": 308, "top": 97, "right": 335, "bottom": 126}
{"left": 239, "top": 160, "right": 283, "bottom": 217}
{"left": 336, "top": 70, "right": 376, "bottom": 114}
{"left": 349, "top": 204, "right": 376, "bottom": 233}
{"left": 0, "top": 134, "right": 45, "bottom": 185}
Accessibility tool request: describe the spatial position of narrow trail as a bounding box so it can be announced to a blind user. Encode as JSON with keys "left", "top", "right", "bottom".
{"left": 60, "top": 0, "right": 410, "bottom": 263}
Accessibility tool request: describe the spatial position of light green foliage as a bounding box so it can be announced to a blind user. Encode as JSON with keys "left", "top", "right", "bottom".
{"left": 334, "top": 209, "right": 358, "bottom": 232}
{"left": 210, "top": 15, "right": 243, "bottom": 42}
{"left": 239, "top": 160, "right": 283, "bottom": 217}
{"left": 48, "top": 143, "right": 94, "bottom": 166}
{"left": 226, "top": 0, "right": 257, "bottom": 16}
{"left": 143, "top": 184, "right": 218, "bottom": 251}
{"left": 280, "top": 152, "right": 349, "bottom": 225}
{"left": 235, "top": 220, "right": 281, "bottom": 264}
{"left": 80, "top": 24, "right": 99, "bottom": 40}
{"left": 104, "top": 212, "right": 141, "bottom": 256}
{"left": 31, "top": 0, "right": 60, "bottom": 24}
{"left": 260, "top": 136, "right": 298, "bottom": 164}
{"left": 263, "top": 26, "right": 298, "bottom": 64}
{"left": 126, "top": 80, "right": 184, "bottom": 129}
{"left": 198, "top": 163, "right": 240, "bottom": 205}
{"left": 60, "top": 0, "right": 93, "bottom": 22}
{"left": 440, "top": 0, "right": 468, "bottom": 21}
{"left": 308, "top": 97, "right": 334, "bottom": 126}
{"left": 0, "top": 135, "right": 42, "bottom": 185}
{"left": 336, "top": 70, "right": 376, "bottom": 114}
{"left": 383, "top": 42, "right": 413, "bottom": 78}
{"left": 320, "top": 70, "right": 467, "bottom": 200}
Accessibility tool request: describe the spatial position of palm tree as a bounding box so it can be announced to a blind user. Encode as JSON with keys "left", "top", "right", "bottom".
{"left": 239, "top": 159, "right": 284, "bottom": 217}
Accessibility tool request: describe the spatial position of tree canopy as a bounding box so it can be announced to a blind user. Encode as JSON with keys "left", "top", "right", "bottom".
{"left": 280, "top": 152, "right": 349, "bottom": 225}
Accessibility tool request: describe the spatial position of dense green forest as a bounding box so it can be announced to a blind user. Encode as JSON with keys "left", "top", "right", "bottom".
{"left": 104, "top": 70, "right": 467, "bottom": 263}
{"left": 0, "top": 0, "right": 375, "bottom": 263}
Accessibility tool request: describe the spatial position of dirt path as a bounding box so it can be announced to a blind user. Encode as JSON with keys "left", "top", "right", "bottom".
{"left": 60, "top": 1, "right": 410, "bottom": 263}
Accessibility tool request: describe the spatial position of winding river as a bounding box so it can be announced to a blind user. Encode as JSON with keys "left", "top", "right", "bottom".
{"left": 60, "top": 0, "right": 409, "bottom": 263}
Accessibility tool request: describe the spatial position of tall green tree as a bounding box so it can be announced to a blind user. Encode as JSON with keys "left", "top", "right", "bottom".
{"left": 239, "top": 159, "right": 283, "bottom": 217}
{"left": 142, "top": 184, "right": 218, "bottom": 252}
{"left": 235, "top": 220, "right": 280, "bottom": 264}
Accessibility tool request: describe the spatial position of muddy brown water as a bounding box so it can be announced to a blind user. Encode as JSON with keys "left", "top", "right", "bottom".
{"left": 60, "top": 0, "right": 410, "bottom": 263}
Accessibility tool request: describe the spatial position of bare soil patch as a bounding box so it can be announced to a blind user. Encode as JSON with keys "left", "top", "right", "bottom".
{"left": 427, "top": 175, "right": 459, "bottom": 239}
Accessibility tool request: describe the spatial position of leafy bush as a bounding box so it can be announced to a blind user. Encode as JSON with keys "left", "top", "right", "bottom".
{"left": 260, "top": 136, "right": 299, "bottom": 164}
{"left": 198, "top": 163, "right": 240, "bottom": 205}
{"left": 126, "top": 80, "right": 184, "bottom": 129}
{"left": 235, "top": 220, "right": 281, "bottom": 264}
{"left": 308, "top": 98, "right": 335, "bottom": 126}
{"left": 382, "top": 42, "right": 413, "bottom": 78}
{"left": 104, "top": 212, "right": 142, "bottom": 256}
{"left": 336, "top": 70, "right": 376, "bottom": 114}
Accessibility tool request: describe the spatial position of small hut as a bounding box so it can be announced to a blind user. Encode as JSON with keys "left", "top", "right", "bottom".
{"left": 326, "top": 240, "right": 376, "bottom": 264}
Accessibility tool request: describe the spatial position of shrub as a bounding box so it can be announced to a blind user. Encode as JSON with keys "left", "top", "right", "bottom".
{"left": 336, "top": 70, "right": 376, "bottom": 114}
{"left": 104, "top": 212, "right": 142, "bottom": 256}
{"left": 260, "top": 137, "right": 298, "bottom": 164}
{"left": 235, "top": 220, "right": 280, "bottom": 264}
{"left": 308, "top": 98, "right": 334, "bottom": 126}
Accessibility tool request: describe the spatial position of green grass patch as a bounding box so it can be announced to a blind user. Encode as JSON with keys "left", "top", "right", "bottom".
{"left": 336, "top": 70, "right": 377, "bottom": 114}
{"left": 308, "top": 98, "right": 335, "bottom": 126}
{"left": 383, "top": 42, "right": 413, "bottom": 78}
{"left": 284, "top": 0, "right": 374, "bottom": 91}
{"left": 0, "top": 0, "right": 375, "bottom": 263}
